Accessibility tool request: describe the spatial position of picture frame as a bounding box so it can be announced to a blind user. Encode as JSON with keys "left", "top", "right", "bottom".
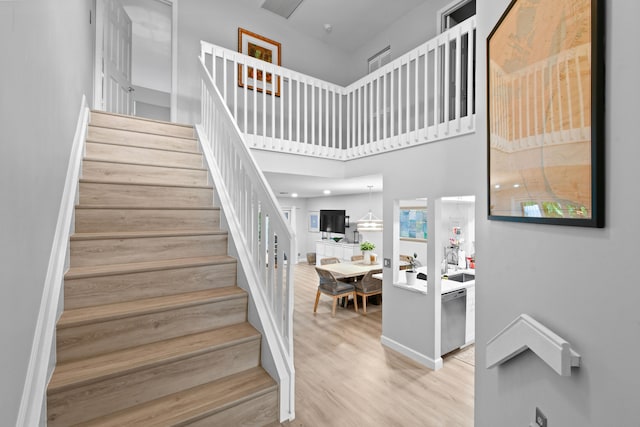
{"left": 238, "top": 28, "right": 281, "bottom": 96}
{"left": 487, "top": 0, "right": 604, "bottom": 227}
{"left": 308, "top": 212, "right": 319, "bottom": 233}
{"left": 399, "top": 207, "right": 428, "bottom": 241}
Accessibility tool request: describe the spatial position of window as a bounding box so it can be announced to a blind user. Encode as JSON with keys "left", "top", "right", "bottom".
{"left": 368, "top": 45, "right": 391, "bottom": 73}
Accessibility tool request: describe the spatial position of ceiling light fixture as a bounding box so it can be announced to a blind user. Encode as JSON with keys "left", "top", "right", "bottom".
{"left": 357, "top": 186, "right": 383, "bottom": 232}
{"left": 323, "top": 189, "right": 331, "bottom": 195}
{"left": 291, "top": 193, "right": 298, "bottom": 198}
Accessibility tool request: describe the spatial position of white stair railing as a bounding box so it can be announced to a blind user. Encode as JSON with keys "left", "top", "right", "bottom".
{"left": 196, "top": 56, "right": 295, "bottom": 422}
{"left": 200, "top": 16, "right": 476, "bottom": 160}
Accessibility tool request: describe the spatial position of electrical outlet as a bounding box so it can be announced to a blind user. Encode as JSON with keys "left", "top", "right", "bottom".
{"left": 383, "top": 258, "right": 391, "bottom": 267}
{"left": 535, "top": 407, "right": 548, "bottom": 427}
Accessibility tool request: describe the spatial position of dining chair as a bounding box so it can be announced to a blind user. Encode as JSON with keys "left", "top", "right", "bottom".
{"left": 314, "top": 267, "right": 358, "bottom": 317}
{"left": 350, "top": 255, "right": 364, "bottom": 262}
{"left": 353, "top": 269, "right": 383, "bottom": 314}
{"left": 320, "top": 257, "right": 341, "bottom": 265}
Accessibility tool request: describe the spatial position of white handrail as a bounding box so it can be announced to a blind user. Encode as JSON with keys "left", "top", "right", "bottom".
{"left": 196, "top": 56, "right": 295, "bottom": 422}
{"left": 200, "top": 16, "right": 476, "bottom": 160}
{"left": 486, "top": 314, "right": 581, "bottom": 376}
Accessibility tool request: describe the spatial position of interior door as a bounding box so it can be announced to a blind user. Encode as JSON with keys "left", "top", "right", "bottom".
{"left": 101, "top": 0, "right": 133, "bottom": 114}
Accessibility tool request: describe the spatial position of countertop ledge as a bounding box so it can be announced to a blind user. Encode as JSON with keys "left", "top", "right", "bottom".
{"left": 393, "top": 281, "right": 428, "bottom": 295}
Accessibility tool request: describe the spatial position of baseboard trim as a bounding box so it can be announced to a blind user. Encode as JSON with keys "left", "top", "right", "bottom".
{"left": 381, "top": 335, "right": 443, "bottom": 370}
{"left": 16, "top": 96, "right": 89, "bottom": 427}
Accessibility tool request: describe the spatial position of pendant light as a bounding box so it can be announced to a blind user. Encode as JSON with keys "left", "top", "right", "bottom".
{"left": 357, "top": 186, "right": 383, "bottom": 232}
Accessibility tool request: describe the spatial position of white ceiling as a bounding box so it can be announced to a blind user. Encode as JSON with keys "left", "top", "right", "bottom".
{"left": 253, "top": 0, "right": 429, "bottom": 53}
{"left": 265, "top": 172, "right": 383, "bottom": 199}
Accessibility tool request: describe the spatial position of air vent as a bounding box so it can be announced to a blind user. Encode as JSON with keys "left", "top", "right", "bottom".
{"left": 260, "top": 0, "right": 304, "bottom": 19}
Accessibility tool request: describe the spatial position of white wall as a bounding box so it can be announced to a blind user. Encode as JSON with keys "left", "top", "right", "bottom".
{"left": 475, "top": 0, "right": 640, "bottom": 426}
{"left": 0, "top": 0, "right": 95, "bottom": 423}
{"left": 342, "top": 131, "right": 482, "bottom": 368}
{"left": 176, "top": 0, "right": 354, "bottom": 124}
{"left": 348, "top": 0, "right": 450, "bottom": 81}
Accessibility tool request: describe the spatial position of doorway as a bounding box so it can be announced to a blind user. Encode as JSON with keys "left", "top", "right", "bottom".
{"left": 94, "top": 0, "right": 176, "bottom": 121}
{"left": 438, "top": 0, "right": 476, "bottom": 33}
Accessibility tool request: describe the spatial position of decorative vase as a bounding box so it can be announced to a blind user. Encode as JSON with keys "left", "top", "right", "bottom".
{"left": 362, "top": 250, "right": 371, "bottom": 264}
{"left": 406, "top": 270, "right": 418, "bottom": 286}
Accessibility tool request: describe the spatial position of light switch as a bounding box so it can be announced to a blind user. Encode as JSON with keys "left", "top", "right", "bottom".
{"left": 383, "top": 258, "right": 391, "bottom": 268}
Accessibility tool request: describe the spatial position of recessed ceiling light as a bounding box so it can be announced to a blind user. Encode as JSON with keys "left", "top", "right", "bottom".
{"left": 323, "top": 190, "right": 331, "bottom": 195}
{"left": 291, "top": 193, "right": 298, "bottom": 198}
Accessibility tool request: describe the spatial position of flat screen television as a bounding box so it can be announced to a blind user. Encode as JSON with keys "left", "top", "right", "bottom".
{"left": 319, "top": 210, "right": 346, "bottom": 234}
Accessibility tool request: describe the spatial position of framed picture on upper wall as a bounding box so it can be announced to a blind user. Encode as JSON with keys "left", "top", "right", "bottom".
{"left": 487, "top": 0, "right": 605, "bottom": 227}
{"left": 238, "top": 28, "right": 281, "bottom": 96}
{"left": 308, "top": 212, "right": 319, "bottom": 233}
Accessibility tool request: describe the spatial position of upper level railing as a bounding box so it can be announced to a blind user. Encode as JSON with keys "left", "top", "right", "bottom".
{"left": 200, "top": 16, "right": 476, "bottom": 160}
{"left": 196, "top": 56, "right": 296, "bottom": 421}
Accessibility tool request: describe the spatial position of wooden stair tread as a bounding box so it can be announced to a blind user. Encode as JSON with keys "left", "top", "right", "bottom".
{"left": 82, "top": 158, "right": 207, "bottom": 172}
{"left": 75, "top": 367, "right": 276, "bottom": 427}
{"left": 70, "top": 229, "right": 225, "bottom": 241}
{"left": 48, "top": 323, "right": 260, "bottom": 393}
{"left": 88, "top": 124, "right": 197, "bottom": 142}
{"left": 58, "top": 287, "right": 246, "bottom": 329}
{"left": 78, "top": 178, "right": 213, "bottom": 190}
{"left": 83, "top": 157, "right": 206, "bottom": 171}
{"left": 75, "top": 204, "right": 219, "bottom": 211}
{"left": 90, "top": 111, "right": 195, "bottom": 137}
{"left": 85, "top": 138, "right": 202, "bottom": 155}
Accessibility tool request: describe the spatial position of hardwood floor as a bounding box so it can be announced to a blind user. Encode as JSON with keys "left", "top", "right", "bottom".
{"left": 283, "top": 263, "right": 474, "bottom": 427}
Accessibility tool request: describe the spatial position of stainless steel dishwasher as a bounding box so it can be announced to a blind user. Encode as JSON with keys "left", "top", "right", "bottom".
{"left": 441, "top": 288, "right": 467, "bottom": 355}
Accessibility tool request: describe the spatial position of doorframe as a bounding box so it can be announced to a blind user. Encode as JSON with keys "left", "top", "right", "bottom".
{"left": 93, "top": 0, "right": 105, "bottom": 110}
{"left": 436, "top": 0, "right": 475, "bottom": 33}
{"left": 93, "top": 0, "right": 178, "bottom": 121}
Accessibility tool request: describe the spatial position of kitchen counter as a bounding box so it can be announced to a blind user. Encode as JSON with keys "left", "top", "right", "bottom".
{"left": 372, "top": 267, "right": 476, "bottom": 295}
{"left": 441, "top": 268, "right": 476, "bottom": 294}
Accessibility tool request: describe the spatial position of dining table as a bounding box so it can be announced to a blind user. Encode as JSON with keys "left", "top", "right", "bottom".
{"left": 316, "top": 261, "right": 383, "bottom": 279}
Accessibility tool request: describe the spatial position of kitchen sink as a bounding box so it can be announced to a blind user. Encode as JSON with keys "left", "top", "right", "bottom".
{"left": 446, "top": 273, "right": 475, "bottom": 282}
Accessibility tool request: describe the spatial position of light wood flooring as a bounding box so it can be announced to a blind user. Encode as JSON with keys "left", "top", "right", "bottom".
{"left": 283, "top": 263, "right": 474, "bottom": 427}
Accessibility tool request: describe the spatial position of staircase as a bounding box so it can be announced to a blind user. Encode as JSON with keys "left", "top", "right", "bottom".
{"left": 46, "top": 111, "right": 279, "bottom": 426}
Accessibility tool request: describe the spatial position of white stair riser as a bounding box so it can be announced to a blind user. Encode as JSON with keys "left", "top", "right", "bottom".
{"left": 82, "top": 160, "right": 209, "bottom": 187}
{"left": 47, "top": 339, "right": 260, "bottom": 427}
{"left": 75, "top": 208, "right": 219, "bottom": 233}
{"left": 64, "top": 262, "right": 237, "bottom": 309}
{"left": 56, "top": 296, "right": 248, "bottom": 363}
{"left": 70, "top": 234, "right": 228, "bottom": 267}
{"left": 90, "top": 112, "right": 195, "bottom": 139}
{"left": 87, "top": 126, "right": 199, "bottom": 152}
{"left": 79, "top": 182, "right": 213, "bottom": 208}
{"left": 86, "top": 142, "right": 203, "bottom": 168}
